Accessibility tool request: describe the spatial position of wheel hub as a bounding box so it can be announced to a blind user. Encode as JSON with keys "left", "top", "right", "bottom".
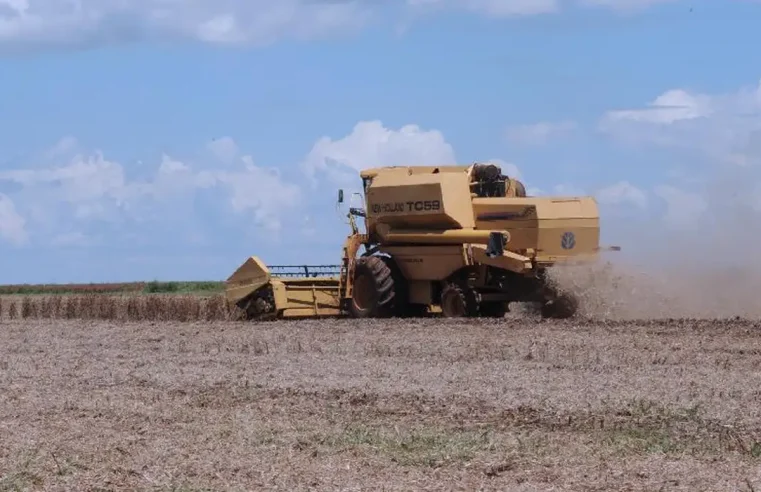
{"left": 441, "top": 289, "right": 466, "bottom": 317}
{"left": 352, "top": 274, "right": 375, "bottom": 310}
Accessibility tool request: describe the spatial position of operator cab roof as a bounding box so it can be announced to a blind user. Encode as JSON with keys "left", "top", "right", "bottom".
{"left": 359, "top": 165, "right": 471, "bottom": 179}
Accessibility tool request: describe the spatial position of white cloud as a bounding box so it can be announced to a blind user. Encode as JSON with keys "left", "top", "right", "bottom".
{"left": 0, "top": 0, "right": 684, "bottom": 50}
{"left": 407, "top": 0, "right": 560, "bottom": 16}
{"left": 215, "top": 155, "right": 300, "bottom": 232}
{"left": 599, "top": 79, "right": 761, "bottom": 163}
{"left": 150, "top": 154, "right": 216, "bottom": 199}
{"left": 44, "top": 136, "right": 78, "bottom": 158}
{"left": 653, "top": 184, "right": 706, "bottom": 227}
{"left": 579, "top": 0, "right": 682, "bottom": 12}
{"left": 504, "top": 120, "right": 576, "bottom": 145}
{"left": 604, "top": 89, "right": 712, "bottom": 125}
{"left": 51, "top": 231, "right": 95, "bottom": 247}
{"left": 595, "top": 181, "right": 648, "bottom": 209}
{"left": 0, "top": 137, "right": 301, "bottom": 245}
{"left": 552, "top": 183, "right": 586, "bottom": 196}
{"left": 527, "top": 183, "right": 585, "bottom": 197}
{"left": 301, "top": 120, "right": 457, "bottom": 186}
{"left": 0, "top": 0, "right": 373, "bottom": 49}
{"left": 0, "top": 121, "right": 535, "bottom": 249}
{"left": 598, "top": 79, "right": 761, "bottom": 229}
{"left": 0, "top": 119, "right": 664, "bottom": 251}
{"left": 0, "top": 193, "right": 27, "bottom": 245}
{"left": 0, "top": 151, "right": 133, "bottom": 222}
{"left": 206, "top": 137, "right": 239, "bottom": 163}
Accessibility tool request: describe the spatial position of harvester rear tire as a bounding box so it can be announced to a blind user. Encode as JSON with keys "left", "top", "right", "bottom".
{"left": 440, "top": 282, "right": 479, "bottom": 318}
{"left": 540, "top": 292, "right": 578, "bottom": 319}
{"left": 480, "top": 301, "right": 507, "bottom": 318}
{"left": 404, "top": 303, "right": 430, "bottom": 318}
{"left": 348, "top": 255, "right": 399, "bottom": 318}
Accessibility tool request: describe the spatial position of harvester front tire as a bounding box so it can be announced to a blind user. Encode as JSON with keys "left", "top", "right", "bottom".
{"left": 349, "top": 256, "right": 398, "bottom": 318}
{"left": 238, "top": 286, "right": 278, "bottom": 321}
{"left": 440, "top": 282, "right": 479, "bottom": 318}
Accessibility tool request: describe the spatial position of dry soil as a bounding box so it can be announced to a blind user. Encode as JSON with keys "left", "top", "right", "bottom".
{"left": 2, "top": 316, "right": 761, "bottom": 491}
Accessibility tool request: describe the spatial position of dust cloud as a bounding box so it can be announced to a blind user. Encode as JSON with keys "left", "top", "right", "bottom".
{"left": 547, "top": 162, "right": 761, "bottom": 320}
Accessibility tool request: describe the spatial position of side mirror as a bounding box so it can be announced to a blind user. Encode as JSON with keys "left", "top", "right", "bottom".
{"left": 338, "top": 189, "right": 344, "bottom": 204}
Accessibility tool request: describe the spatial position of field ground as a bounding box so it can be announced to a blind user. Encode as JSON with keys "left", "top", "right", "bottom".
{"left": 2, "top": 316, "right": 761, "bottom": 491}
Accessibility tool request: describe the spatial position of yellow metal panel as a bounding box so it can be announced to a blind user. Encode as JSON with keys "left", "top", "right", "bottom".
{"left": 275, "top": 279, "right": 342, "bottom": 317}
{"left": 224, "top": 256, "right": 271, "bottom": 304}
{"left": 472, "top": 196, "right": 599, "bottom": 221}
{"left": 281, "top": 307, "right": 342, "bottom": 318}
{"left": 366, "top": 170, "right": 475, "bottom": 230}
{"left": 470, "top": 245, "right": 532, "bottom": 274}
{"left": 408, "top": 280, "right": 433, "bottom": 304}
{"left": 472, "top": 196, "right": 601, "bottom": 258}
{"left": 360, "top": 165, "right": 468, "bottom": 179}
{"left": 376, "top": 224, "right": 509, "bottom": 245}
{"left": 381, "top": 245, "right": 467, "bottom": 281}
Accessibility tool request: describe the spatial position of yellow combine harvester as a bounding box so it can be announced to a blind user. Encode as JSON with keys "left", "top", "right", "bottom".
{"left": 225, "top": 162, "right": 619, "bottom": 320}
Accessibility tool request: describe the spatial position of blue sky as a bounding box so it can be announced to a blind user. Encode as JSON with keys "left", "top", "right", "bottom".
{"left": 1, "top": 0, "right": 761, "bottom": 283}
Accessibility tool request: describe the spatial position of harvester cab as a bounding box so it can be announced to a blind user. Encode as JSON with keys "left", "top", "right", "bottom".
{"left": 225, "top": 162, "right": 619, "bottom": 321}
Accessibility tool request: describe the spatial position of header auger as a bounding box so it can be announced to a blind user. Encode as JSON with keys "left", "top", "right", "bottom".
{"left": 225, "top": 162, "right": 619, "bottom": 320}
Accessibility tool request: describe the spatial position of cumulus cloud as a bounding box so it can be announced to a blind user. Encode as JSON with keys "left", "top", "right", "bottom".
{"left": 595, "top": 181, "right": 648, "bottom": 209}
{"left": 44, "top": 135, "right": 78, "bottom": 158}
{"left": 0, "top": 137, "right": 300, "bottom": 245}
{"left": 0, "top": 122, "right": 464, "bottom": 248}
{"left": 593, "top": 76, "right": 761, "bottom": 293}
{"left": 524, "top": 181, "right": 649, "bottom": 212}
{"left": 206, "top": 137, "right": 240, "bottom": 163}
{"left": 215, "top": 156, "right": 300, "bottom": 232}
{"left": 600, "top": 78, "right": 761, "bottom": 183}
{"left": 0, "top": 118, "right": 663, "bottom": 254}
{"left": 0, "top": 150, "right": 134, "bottom": 224}
{"left": 0, "top": 0, "right": 373, "bottom": 50}
{"left": 0, "top": 193, "right": 27, "bottom": 245}
{"left": 604, "top": 89, "right": 713, "bottom": 125}
{"left": 522, "top": 183, "right": 585, "bottom": 197}
{"left": 599, "top": 78, "right": 761, "bottom": 163}
{"left": 301, "top": 120, "right": 457, "bottom": 187}
{"left": 653, "top": 184, "right": 705, "bottom": 227}
{"left": 504, "top": 120, "right": 577, "bottom": 145}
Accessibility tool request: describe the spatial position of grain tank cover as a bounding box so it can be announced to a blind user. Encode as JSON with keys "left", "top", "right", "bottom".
{"left": 365, "top": 168, "right": 475, "bottom": 230}
{"left": 472, "top": 196, "right": 600, "bottom": 257}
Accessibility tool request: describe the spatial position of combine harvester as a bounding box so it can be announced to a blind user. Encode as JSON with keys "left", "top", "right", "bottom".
{"left": 225, "top": 162, "right": 619, "bottom": 320}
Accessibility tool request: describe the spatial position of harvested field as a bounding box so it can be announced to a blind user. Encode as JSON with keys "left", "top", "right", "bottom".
{"left": 2, "top": 316, "right": 761, "bottom": 491}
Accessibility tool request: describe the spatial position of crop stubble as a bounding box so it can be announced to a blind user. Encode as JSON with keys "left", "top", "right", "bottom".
{"left": 2, "top": 314, "right": 761, "bottom": 491}
{"left": 0, "top": 293, "right": 237, "bottom": 323}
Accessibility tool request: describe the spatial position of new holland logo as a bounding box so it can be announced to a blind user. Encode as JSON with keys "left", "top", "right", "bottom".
{"left": 561, "top": 231, "right": 576, "bottom": 250}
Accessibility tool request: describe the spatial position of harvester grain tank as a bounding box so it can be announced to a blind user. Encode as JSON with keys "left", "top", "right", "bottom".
{"left": 225, "top": 162, "right": 619, "bottom": 320}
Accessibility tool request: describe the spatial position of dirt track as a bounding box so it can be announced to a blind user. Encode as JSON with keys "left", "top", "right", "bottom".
{"left": 2, "top": 316, "right": 761, "bottom": 491}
